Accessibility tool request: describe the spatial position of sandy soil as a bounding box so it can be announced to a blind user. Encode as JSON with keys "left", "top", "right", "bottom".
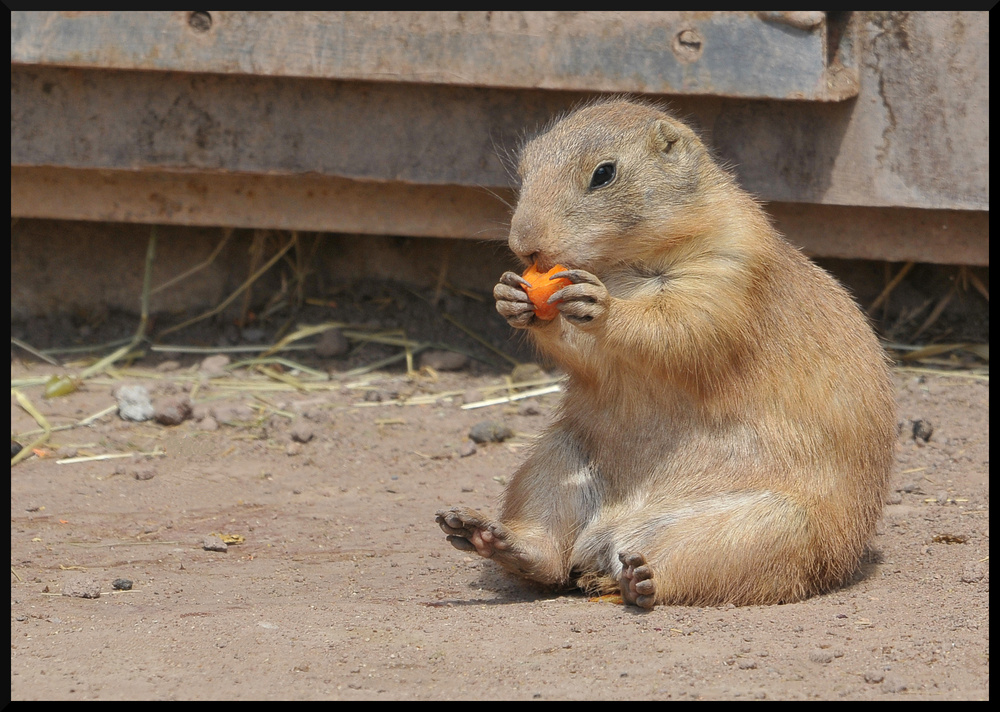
{"left": 10, "top": 287, "right": 989, "bottom": 700}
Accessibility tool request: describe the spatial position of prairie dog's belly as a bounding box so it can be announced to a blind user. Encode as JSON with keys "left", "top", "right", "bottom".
{"left": 559, "top": 386, "right": 778, "bottom": 492}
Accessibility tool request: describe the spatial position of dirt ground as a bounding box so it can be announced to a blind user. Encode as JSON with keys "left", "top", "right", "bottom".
{"left": 10, "top": 279, "right": 989, "bottom": 701}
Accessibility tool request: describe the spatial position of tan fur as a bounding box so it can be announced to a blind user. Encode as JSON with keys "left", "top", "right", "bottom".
{"left": 437, "top": 99, "right": 896, "bottom": 607}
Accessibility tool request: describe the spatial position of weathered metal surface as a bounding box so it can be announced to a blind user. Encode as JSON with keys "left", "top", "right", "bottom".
{"left": 8, "top": 11, "right": 990, "bottom": 265}
{"left": 10, "top": 167, "right": 514, "bottom": 241}
{"left": 10, "top": 66, "right": 520, "bottom": 187}
{"left": 707, "top": 12, "right": 989, "bottom": 212}
{"left": 11, "top": 26, "right": 988, "bottom": 213}
{"left": 10, "top": 11, "right": 857, "bottom": 101}
{"left": 766, "top": 202, "right": 988, "bottom": 266}
{"left": 855, "top": 12, "right": 989, "bottom": 212}
{"left": 11, "top": 167, "right": 989, "bottom": 266}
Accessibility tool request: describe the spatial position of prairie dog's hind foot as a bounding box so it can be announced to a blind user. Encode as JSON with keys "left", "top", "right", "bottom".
{"left": 619, "top": 551, "right": 657, "bottom": 609}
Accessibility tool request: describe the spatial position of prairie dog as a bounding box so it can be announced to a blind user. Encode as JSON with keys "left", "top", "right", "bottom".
{"left": 437, "top": 100, "right": 896, "bottom": 608}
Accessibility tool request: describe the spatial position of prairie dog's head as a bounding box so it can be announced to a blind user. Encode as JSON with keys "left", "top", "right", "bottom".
{"left": 509, "top": 100, "right": 732, "bottom": 272}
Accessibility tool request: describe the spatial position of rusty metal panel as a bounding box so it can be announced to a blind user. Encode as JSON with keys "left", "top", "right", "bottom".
{"left": 10, "top": 11, "right": 856, "bottom": 101}
{"left": 710, "top": 12, "right": 989, "bottom": 214}
{"left": 11, "top": 167, "right": 988, "bottom": 266}
{"left": 8, "top": 11, "right": 989, "bottom": 265}
{"left": 9, "top": 66, "right": 521, "bottom": 186}
{"left": 10, "top": 53, "right": 987, "bottom": 211}
{"left": 766, "top": 202, "right": 988, "bottom": 266}
{"left": 849, "top": 12, "right": 989, "bottom": 212}
{"left": 10, "top": 167, "right": 513, "bottom": 241}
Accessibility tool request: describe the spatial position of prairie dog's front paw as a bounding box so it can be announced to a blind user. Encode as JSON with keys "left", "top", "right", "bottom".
{"left": 494, "top": 271, "right": 537, "bottom": 328}
{"left": 550, "top": 269, "right": 610, "bottom": 326}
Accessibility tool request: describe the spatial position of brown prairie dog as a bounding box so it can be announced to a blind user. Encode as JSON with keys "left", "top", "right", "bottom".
{"left": 437, "top": 99, "right": 896, "bottom": 608}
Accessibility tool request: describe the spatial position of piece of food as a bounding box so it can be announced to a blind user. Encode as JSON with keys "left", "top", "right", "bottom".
{"left": 521, "top": 263, "right": 571, "bottom": 320}
{"left": 43, "top": 374, "right": 79, "bottom": 399}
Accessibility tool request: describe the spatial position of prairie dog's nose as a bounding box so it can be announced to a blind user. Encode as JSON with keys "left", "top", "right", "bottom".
{"left": 508, "top": 211, "right": 542, "bottom": 263}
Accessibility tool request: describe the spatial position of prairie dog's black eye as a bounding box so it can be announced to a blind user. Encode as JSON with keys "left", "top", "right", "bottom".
{"left": 589, "top": 162, "right": 616, "bottom": 189}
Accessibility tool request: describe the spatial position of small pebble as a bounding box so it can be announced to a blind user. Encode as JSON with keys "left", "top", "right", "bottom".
{"left": 911, "top": 419, "right": 934, "bottom": 442}
{"left": 112, "top": 578, "right": 133, "bottom": 591}
{"left": 315, "top": 329, "right": 350, "bottom": 358}
{"left": 290, "top": 423, "right": 314, "bottom": 443}
{"left": 863, "top": 670, "right": 885, "bottom": 684}
{"left": 880, "top": 677, "right": 907, "bottom": 694}
{"left": 133, "top": 467, "right": 156, "bottom": 481}
{"left": 154, "top": 397, "right": 192, "bottom": 426}
{"left": 199, "top": 354, "right": 231, "bottom": 378}
{"left": 155, "top": 360, "right": 181, "bottom": 372}
{"left": 510, "top": 363, "right": 546, "bottom": 383}
{"left": 303, "top": 408, "right": 330, "bottom": 424}
{"left": 203, "top": 535, "right": 228, "bottom": 552}
{"left": 116, "top": 385, "right": 154, "bottom": 422}
{"left": 461, "top": 390, "right": 484, "bottom": 406}
{"left": 517, "top": 400, "right": 543, "bottom": 416}
{"left": 459, "top": 441, "right": 477, "bottom": 457}
{"left": 469, "top": 421, "right": 514, "bottom": 444}
{"left": 420, "top": 349, "right": 469, "bottom": 372}
{"left": 198, "top": 416, "right": 219, "bottom": 432}
{"left": 808, "top": 649, "right": 834, "bottom": 664}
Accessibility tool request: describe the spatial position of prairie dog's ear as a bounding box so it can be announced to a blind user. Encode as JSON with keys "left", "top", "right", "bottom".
{"left": 649, "top": 119, "right": 682, "bottom": 156}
